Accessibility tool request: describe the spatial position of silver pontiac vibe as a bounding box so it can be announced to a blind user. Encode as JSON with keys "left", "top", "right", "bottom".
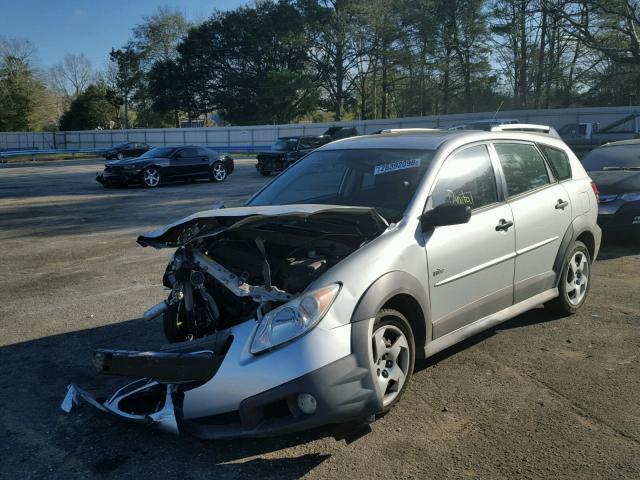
{"left": 62, "top": 126, "right": 601, "bottom": 439}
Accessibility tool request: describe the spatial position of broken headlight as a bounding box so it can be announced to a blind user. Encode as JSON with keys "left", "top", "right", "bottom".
{"left": 251, "top": 283, "right": 341, "bottom": 354}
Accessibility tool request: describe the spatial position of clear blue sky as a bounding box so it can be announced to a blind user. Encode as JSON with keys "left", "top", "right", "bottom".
{"left": 0, "top": 0, "right": 249, "bottom": 69}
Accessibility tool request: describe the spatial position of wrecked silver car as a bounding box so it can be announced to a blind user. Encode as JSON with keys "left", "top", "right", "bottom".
{"left": 63, "top": 128, "right": 600, "bottom": 439}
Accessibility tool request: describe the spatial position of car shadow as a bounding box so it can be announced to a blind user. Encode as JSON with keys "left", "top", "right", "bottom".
{"left": 414, "top": 306, "right": 565, "bottom": 374}
{"left": 0, "top": 317, "right": 335, "bottom": 478}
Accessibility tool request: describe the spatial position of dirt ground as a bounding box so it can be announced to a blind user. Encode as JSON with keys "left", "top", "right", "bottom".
{"left": 0, "top": 158, "right": 638, "bottom": 479}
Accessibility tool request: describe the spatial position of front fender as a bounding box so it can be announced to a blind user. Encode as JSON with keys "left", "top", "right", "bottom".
{"left": 351, "top": 270, "right": 429, "bottom": 324}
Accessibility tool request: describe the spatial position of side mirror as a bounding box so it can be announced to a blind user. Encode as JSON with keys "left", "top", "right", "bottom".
{"left": 421, "top": 203, "right": 471, "bottom": 229}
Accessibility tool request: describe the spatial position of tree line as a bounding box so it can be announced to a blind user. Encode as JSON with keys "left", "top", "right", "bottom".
{"left": 1, "top": 0, "right": 639, "bottom": 131}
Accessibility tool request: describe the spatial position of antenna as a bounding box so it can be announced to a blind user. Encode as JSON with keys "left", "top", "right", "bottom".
{"left": 492, "top": 101, "right": 504, "bottom": 120}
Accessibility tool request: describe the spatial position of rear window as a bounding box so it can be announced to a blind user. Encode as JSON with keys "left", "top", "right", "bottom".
{"left": 538, "top": 145, "right": 572, "bottom": 180}
{"left": 494, "top": 143, "right": 550, "bottom": 197}
{"left": 582, "top": 144, "right": 640, "bottom": 171}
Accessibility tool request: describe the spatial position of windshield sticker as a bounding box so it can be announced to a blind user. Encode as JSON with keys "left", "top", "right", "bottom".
{"left": 374, "top": 158, "right": 421, "bottom": 175}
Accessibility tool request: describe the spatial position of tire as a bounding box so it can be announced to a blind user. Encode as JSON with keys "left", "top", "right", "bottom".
{"left": 116, "top": 152, "right": 123, "bottom": 160}
{"left": 210, "top": 162, "right": 228, "bottom": 182}
{"left": 370, "top": 309, "right": 415, "bottom": 413}
{"left": 142, "top": 166, "right": 161, "bottom": 188}
{"left": 546, "top": 240, "right": 592, "bottom": 315}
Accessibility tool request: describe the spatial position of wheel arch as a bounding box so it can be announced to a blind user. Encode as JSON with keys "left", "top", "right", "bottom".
{"left": 553, "top": 223, "right": 597, "bottom": 287}
{"left": 351, "top": 271, "right": 430, "bottom": 359}
{"left": 576, "top": 230, "right": 596, "bottom": 260}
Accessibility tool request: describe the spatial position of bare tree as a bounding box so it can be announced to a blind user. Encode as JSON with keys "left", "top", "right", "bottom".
{"left": 48, "top": 53, "right": 93, "bottom": 98}
{"left": 0, "top": 36, "right": 35, "bottom": 64}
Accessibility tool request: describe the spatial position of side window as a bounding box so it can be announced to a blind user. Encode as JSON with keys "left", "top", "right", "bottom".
{"left": 431, "top": 144, "right": 498, "bottom": 210}
{"left": 538, "top": 144, "right": 572, "bottom": 181}
{"left": 178, "top": 148, "right": 198, "bottom": 158}
{"left": 196, "top": 147, "right": 209, "bottom": 156}
{"left": 494, "top": 143, "right": 550, "bottom": 197}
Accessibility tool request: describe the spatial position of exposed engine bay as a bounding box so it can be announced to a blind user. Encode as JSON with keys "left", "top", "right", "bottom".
{"left": 61, "top": 205, "right": 388, "bottom": 437}
{"left": 138, "top": 205, "right": 388, "bottom": 343}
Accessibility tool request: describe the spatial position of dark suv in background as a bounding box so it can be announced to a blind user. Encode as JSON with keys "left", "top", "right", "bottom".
{"left": 256, "top": 127, "right": 358, "bottom": 175}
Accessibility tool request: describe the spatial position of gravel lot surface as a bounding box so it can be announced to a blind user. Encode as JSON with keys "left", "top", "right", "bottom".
{"left": 0, "top": 158, "right": 639, "bottom": 479}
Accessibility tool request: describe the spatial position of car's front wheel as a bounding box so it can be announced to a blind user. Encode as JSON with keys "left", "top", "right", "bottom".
{"left": 116, "top": 152, "right": 124, "bottom": 160}
{"left": 210, "top": 162, "right": 227, "bottom": 182}
{"left": 546, "top": 240, "right": 592, "bottom": 314}
{"left": 370, "top": 309, "right": 415, "bottom": 412}
{"left": 142, "top": 167, "right": 161, "bottom": 188}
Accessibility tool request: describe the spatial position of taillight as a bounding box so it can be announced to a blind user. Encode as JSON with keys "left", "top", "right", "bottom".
{"left": 591, "top": 181, "right": 600, "bottom": 204}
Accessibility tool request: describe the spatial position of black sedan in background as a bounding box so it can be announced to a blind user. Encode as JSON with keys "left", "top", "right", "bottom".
{"left": 583, "top": 140, "right": 640, "bottom": 233}
{"left": 96, "top": 146, "right": 234, "bottom": 188}
{"left": 103, "top": 142, "right": 152, "bottom": 160}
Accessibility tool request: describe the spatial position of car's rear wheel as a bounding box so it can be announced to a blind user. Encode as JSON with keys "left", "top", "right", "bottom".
{"left": 142, "top": 167, "right": 161, "bottom": 188}
{"left": 370, "top": 309, "right": 415, "bottom": 412}
{"left": 546, "top": 241, "right": 592, "bottom": 314}
{"left": 116, "top": 152, "right": 123, "bottom": 160}
{"left": 210, "top": 162, "right": 227, "bottom": 182}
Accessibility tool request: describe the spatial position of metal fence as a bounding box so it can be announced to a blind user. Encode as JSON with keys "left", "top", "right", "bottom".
{"left": 1, "top": 105, "right": 639, "bottom": 153}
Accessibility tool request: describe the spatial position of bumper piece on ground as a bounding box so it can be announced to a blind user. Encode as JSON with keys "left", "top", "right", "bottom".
{"left": 61, "top": 380, "right": 180, "bottom": 434}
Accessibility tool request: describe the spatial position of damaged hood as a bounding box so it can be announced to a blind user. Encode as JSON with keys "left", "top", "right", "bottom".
{"left": 137, "top": 204, "right": 389, "bottom": 249}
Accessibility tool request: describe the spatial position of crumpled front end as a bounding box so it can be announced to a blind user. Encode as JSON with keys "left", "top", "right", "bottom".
{"left": 61, "top": 205, "right": 388, "bottom": 438}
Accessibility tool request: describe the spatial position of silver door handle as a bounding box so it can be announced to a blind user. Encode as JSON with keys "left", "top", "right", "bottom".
{"left": 555, "top": 199, "right": 569, "bottom": 210}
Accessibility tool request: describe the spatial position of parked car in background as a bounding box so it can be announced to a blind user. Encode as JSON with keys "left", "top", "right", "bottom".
{"left": 559, "top": 113, "right": 640, "bottom": 156}
{"left": 255, "top": 127, "right": 358, "bottom": 176}
{"left": 582, "top": 140, "right": 640, "bottom": 233}
{"left": 96, "top": 146, "right": 234, "bottom": 188}
{"left": 448, "top": 118, "right": 520, "bottom": 131}
{"left": 103, "top": 142, "right": 152, "bottom": 160}
{"left": 66, "top": 125, "right": 600, "bottom": 439}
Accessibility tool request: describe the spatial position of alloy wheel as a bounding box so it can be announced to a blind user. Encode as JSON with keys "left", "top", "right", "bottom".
{"left": 143, "top": 168, "right": 160, "bottom": 187}
{"left": 566, "top": 250, "right": 589, "bottom": 305}
{"left": 212, "top": 163, "right": 227, "bottom": 182}
{"left": 371, "top": 324, "right": 410, "bottom": 407}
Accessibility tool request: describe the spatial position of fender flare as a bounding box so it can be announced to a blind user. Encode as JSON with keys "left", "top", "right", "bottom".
{"left": 553, "top": 223, "right": 598, "bottom": 287}
{"left": 553, "top": 224, "right": 575, "bottom": 283}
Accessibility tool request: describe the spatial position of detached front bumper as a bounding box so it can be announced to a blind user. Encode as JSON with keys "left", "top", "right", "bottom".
{"left": 61, "top": 319, "right": 380, "bottom": 439}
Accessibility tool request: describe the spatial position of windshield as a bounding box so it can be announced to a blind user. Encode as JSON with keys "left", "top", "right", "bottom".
{"left": 140, "top": 147, "right": 175, "bottom": 158}
{"left": 582, "top": 144, "right": 640, "bottom": 171}
{"left": 249, "top": 148, "right": 434, "bottom": 222}
{"left": 272, "top": 138, "right": 298, "bottom": 151}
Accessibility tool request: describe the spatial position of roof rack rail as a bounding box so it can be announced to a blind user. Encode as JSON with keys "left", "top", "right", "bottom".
{"left": 490, "top": 123, "right": 560, "bottom": 137}
{"left": 379, "top": 128, "right": 441, "bottom": 134}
